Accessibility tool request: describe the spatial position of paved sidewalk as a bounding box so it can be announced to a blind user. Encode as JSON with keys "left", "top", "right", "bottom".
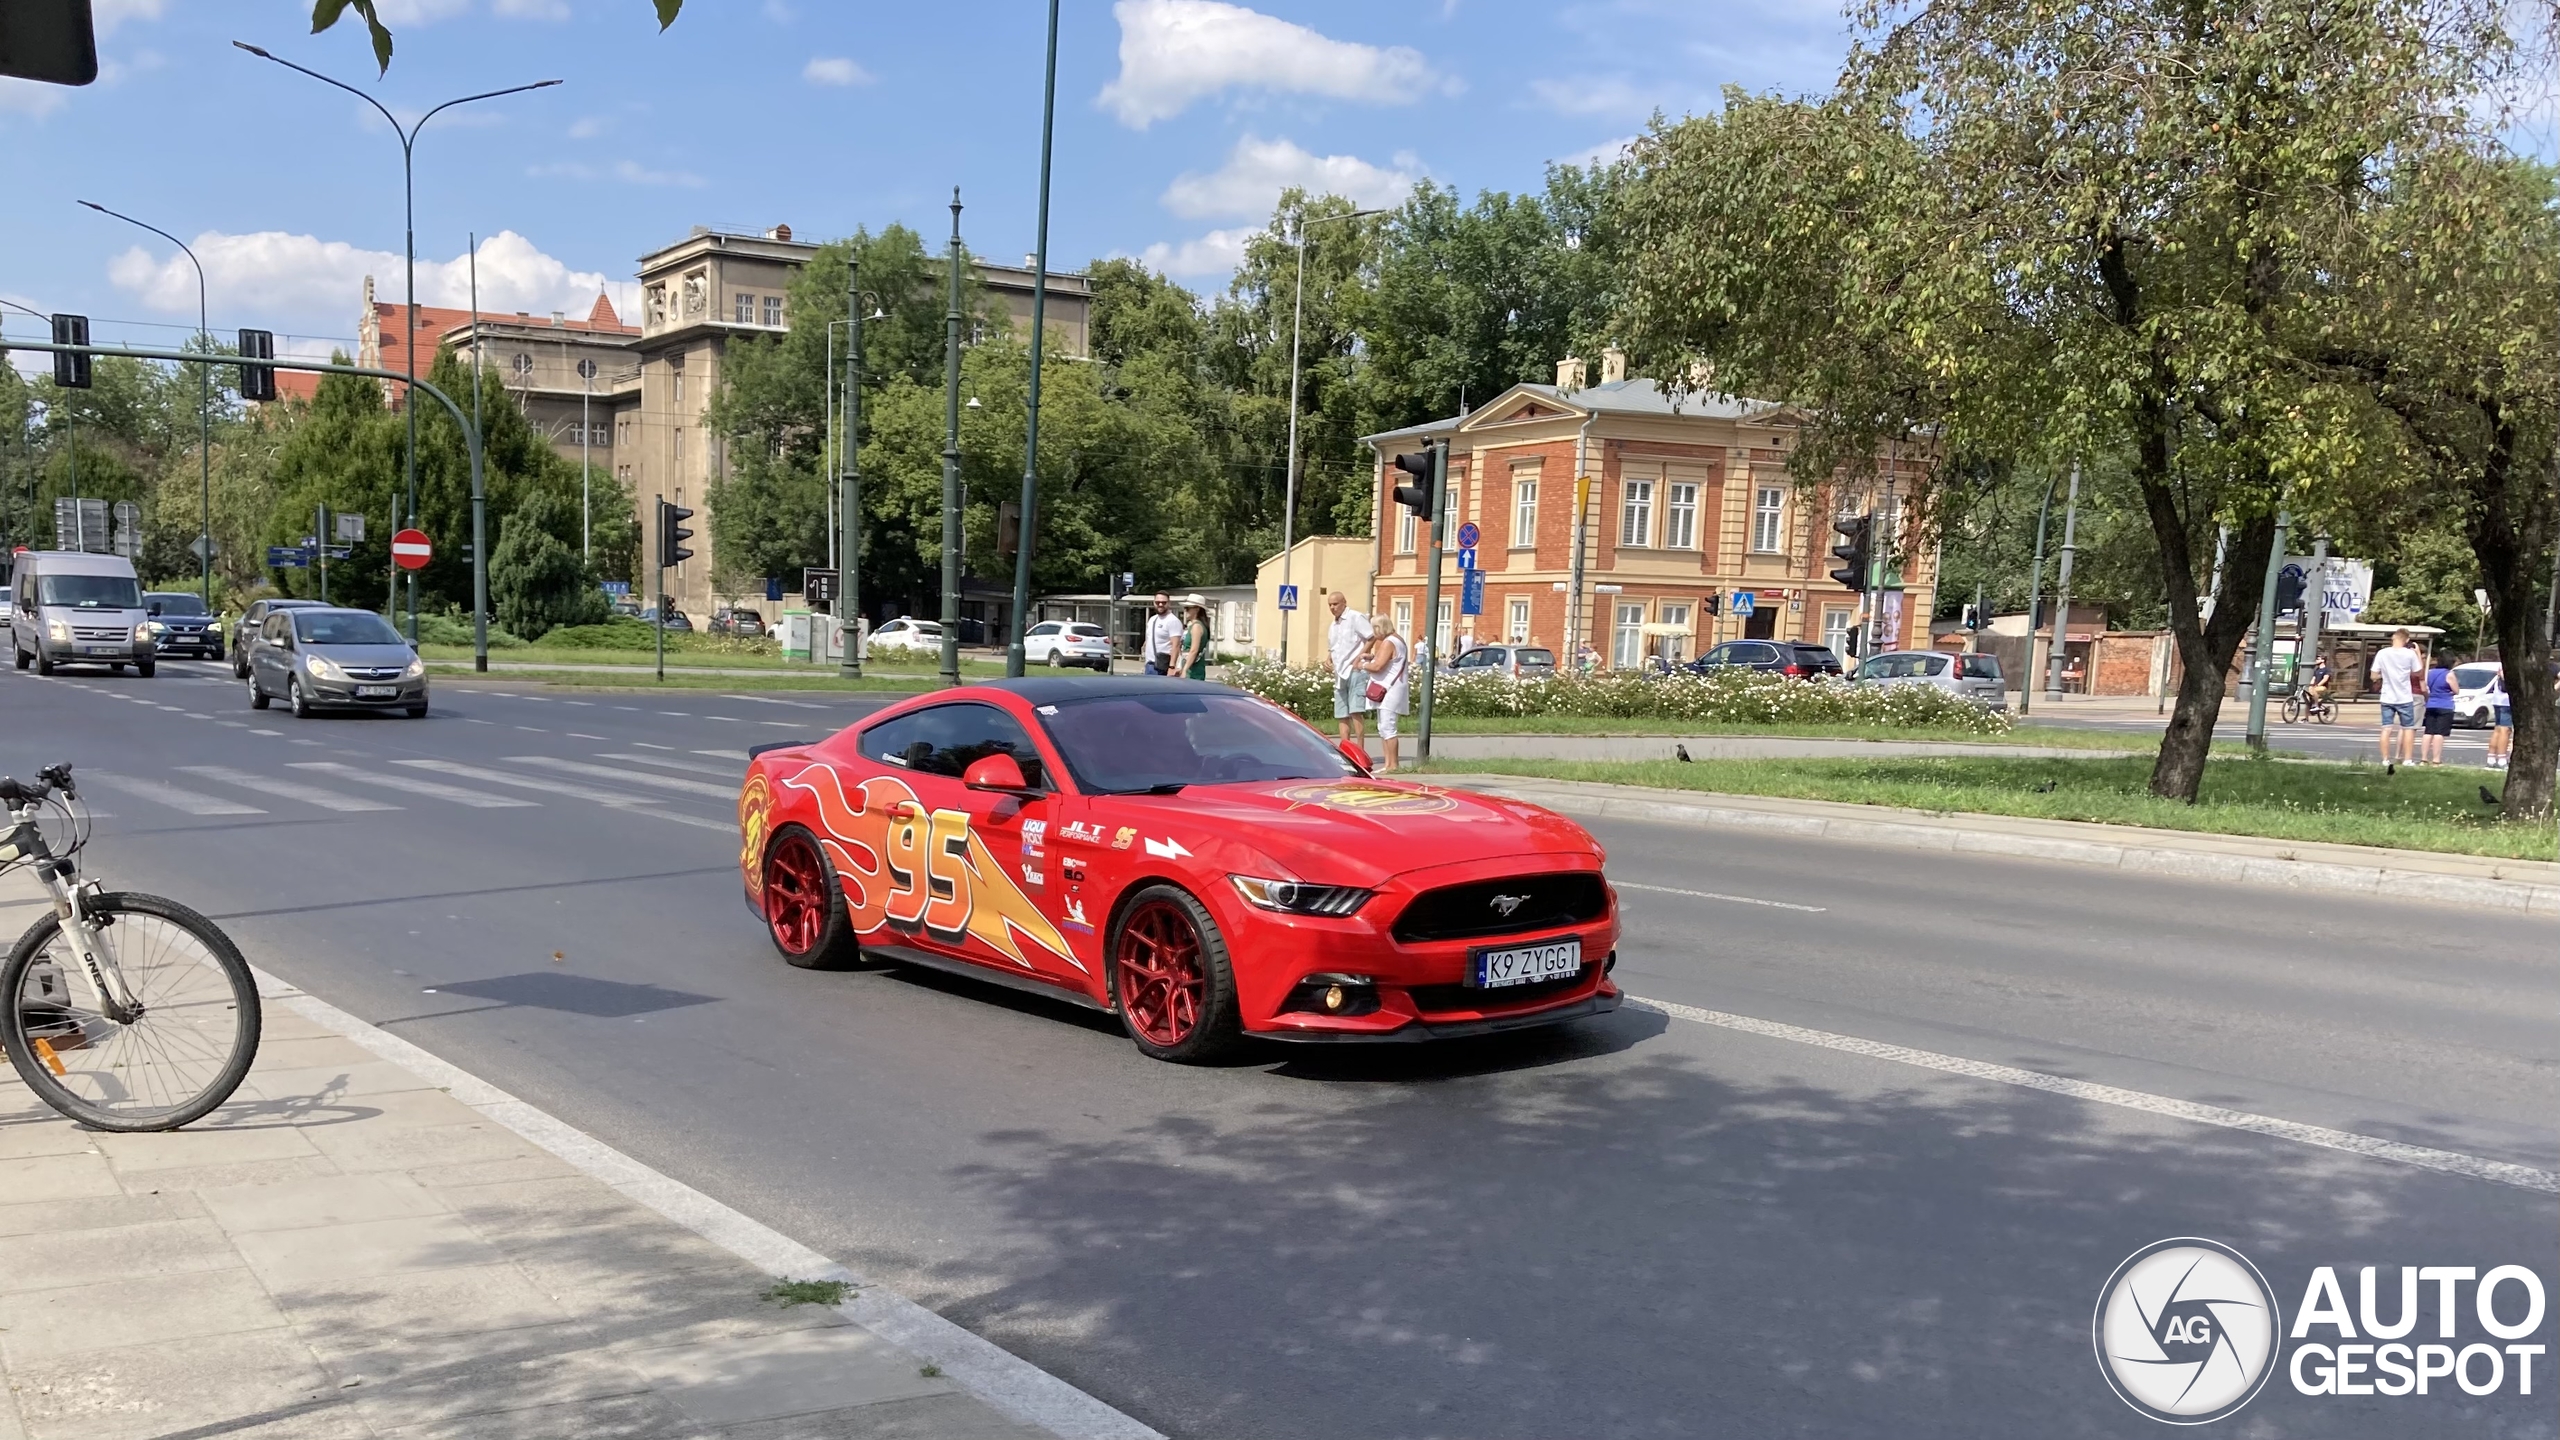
{"left": 1372, "top": 733, "right": 2129, "bottom": 763}
{"left": 0, "top": 876, "right": 1100, "bottom": 1440}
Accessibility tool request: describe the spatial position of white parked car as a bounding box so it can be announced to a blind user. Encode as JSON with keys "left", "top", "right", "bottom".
{"left": 2451, "top": 662, "right": 2507, "bottom": 728}
{"left": 1023, "top": 621, "right": 1113, "bottom": 670}
{"left": 1853, "top": 649, "right": 2009, "bottom": 711}
{"left": 867, "top": 617, "right": 943, "bottom": 654}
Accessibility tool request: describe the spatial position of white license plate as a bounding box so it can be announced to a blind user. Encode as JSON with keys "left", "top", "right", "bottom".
{"left": 76, "top": 645, "right": 122, "bottom": 655}
{"left": 1471, "top": 938, "right": 1582, "bottom": 989}
{"left": 355, "top": 685, "right": 399, "bottom": 698}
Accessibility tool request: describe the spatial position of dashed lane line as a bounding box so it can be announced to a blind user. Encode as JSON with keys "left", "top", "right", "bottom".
{"left": 176, "top": 765, "right": 399, "bottom": 813}
{"left": 290, "top": 762, "right": 536, "bottom": 809}
{"left": 509, "top": 755, "right": 738, "bottom": 800}
{"left": 394, "top": 758, "right": 664, "bottom": 808}
{"left": 1616, "top": 881, "right": 1826, "bottom": 913}
{"left": 88, "top": 772, "right": 266, "bottom": 816}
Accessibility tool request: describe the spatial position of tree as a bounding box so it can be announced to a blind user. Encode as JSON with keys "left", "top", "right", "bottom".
{"left": 264, "top": 358, "right": 403, "bottom": 604}
{"left": 312, "top": 0, "right": 682, "bottom": 73}
{"left": 490, "top": 490, "right": 607, "bottom": 640}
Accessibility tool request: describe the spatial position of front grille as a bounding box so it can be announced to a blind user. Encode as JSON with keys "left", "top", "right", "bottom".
{"left": 72, "top": 626, "right": 127, "bottom": 643}
{"left": 343, "top": 668, "right": 404, "bottom": 681}
{"left": 1389, "top": 873, "right": 1608, "bottom": 944}
{"left": 1407, "top": 964, "right": 1597, "bottom": 1016}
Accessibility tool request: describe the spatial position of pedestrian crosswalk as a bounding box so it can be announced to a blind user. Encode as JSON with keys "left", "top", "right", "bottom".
{"left": 74, "top": 751, "right": 749, "bottom": 827}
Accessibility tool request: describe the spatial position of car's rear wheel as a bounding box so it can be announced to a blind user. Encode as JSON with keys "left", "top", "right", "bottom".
{"left": 1109, "top": 885, "right": 1243, "bottom": 1063}
{"left": 763, "top": 826, "right": 861, "bottom": 970}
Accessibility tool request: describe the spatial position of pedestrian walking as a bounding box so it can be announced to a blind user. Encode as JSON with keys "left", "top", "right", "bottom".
{"left": 2489, "top": 673, "right": 2514, "bottom": 770}
{"left": 1325, "top": 590, "right": 1374, "bottom": 750}
{"left": 2421, "top": 654, "right": 2456, "bottom": 766}
{"left": 1143, "top": 592, "right": 1182, "bottom": 676}
{"left": 1364, "top": 615, "right": 1412, "bottom": 772}
{"left": 2369, "top": 628, "right": 2422, "bottom": 773}
{"left": 1174, "top": 594, "right": 1213, "bottom": 681}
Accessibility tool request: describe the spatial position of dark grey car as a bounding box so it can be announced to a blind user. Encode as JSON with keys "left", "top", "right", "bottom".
{"left": 231, "top": 597, "right": 328, "bottom": 677}
{"left": 245, "top": 607, "right": 428, "bottom": 718}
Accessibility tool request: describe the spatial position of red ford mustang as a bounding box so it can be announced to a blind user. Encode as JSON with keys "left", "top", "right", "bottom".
{"left": 736, "top": 677, "right": 1620, "bottom": 1061}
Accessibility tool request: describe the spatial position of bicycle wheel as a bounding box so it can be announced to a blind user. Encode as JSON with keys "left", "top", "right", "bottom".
{"left": 3, "top": 892, "right": 260, "bottom": 1132}
{"left": 2280, "top": 694, "right": 2304, "bottom": 725}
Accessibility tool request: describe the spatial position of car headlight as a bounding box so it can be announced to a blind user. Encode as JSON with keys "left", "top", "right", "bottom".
{"left": 401, "top": 657, "right": 425, "bottom": 679}
{"left": 305, "top": 654, "right": 349, "bottom": 681}
{"left": 47, "top": 620, "right": 71, "bottom": 644}
{"left": 132, "top": 622, "right": 154, "bottom": 642}
{"left": 1230, "top": 876, "right": 1370, "bottom": 916}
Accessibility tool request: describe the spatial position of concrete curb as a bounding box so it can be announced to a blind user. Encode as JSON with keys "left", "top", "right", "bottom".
{"left": 1445, "top": 776, "right": 2560, "bottom": 914}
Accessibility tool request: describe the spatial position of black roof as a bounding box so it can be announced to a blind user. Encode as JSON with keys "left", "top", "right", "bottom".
{"left": 973, "top": 676, "right": 1234, "bottom": 704}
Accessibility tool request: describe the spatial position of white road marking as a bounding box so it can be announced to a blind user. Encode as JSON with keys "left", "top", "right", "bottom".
{"left": 721, "top": 694, "right": 829, "bottom": 709}
{"left": 606, "top": 752, "right": 735, "bottom": 778}
{"left": 516, "top": 726, "right": 548, "bottom": 733}
{"left": 632, "top": 741, "right": 675, "bottom": 750}
{"left": 1616, "top": 881, "right": 1826, "bottom": 913}
{"left": 465, "top": 718, "right": 495, "bottom": 725}
{"left": 395, "top": 758, "right": 665, "bottom": 808}
{"left": 249, "top": 728, "right": 281, "bottom": 736}
{"left": 692, "top": 748, "right": 750, "bottom": 761}
{"left": 568, "top": 732, "right": 606, "bottom": 740}
{"left": 264, "top": 979, "right": 1160, "bottom": 1440}
{"left": 508, "top": 756, "right": 738, "bottom": 799}
{"left": 706, "top": 715, "right": 744, "bottom": 723}
{"left": 758, "top": 721, "right": 807, "bottom": 729}
{"left": 290, "top": 762, "right": 537, "bottom": 808}
{"left": 1631, "top": 997, "right": 2559, "bottom": 1194}
{"left": 658, "top": 711, "right": 691, "bottom": 717}
{"left": 176, "top": 765, "right": 398, "bottom": 812}
{"left": 88, "top": 772, "right": 267, "bottom": 816}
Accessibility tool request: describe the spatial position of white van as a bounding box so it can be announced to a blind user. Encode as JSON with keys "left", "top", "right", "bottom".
{"left": 9, "top": 551, "right": 155, "bottom": 677}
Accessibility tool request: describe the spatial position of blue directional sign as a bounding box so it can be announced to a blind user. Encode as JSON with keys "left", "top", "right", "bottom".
{"left": 601, "top": 580, "right": 632, "bottom": 596}
{"left": 1730, "top": 590, "right": 1755, "bottom": 618}
{"left": 266, "top": 545, "right": 312, "bottom": 569}
{"left": 1277, "top": 584, "right": 1300, "bottom": 611}
{"left": 1460, "top": 568, "right": 1486, "bottom": 616}
{"left": 1456, "top": 520, "right": 1481, "bottom": 549}
{"left": 1456, "top": 545, "right": 1478, "bottom": 571}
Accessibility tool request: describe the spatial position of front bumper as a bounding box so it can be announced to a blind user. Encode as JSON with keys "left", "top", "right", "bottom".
{"left": 304, "top": 676, "right": 429, "bottom": 708}
{"left": 41, "top": 640, "right": 152, "bottom": 665}
{"left": 152, "top": 629, "right": 222, "bottom": 656}
{"left": 1260, "top": 988, "right": 1622, "bottom": 1043}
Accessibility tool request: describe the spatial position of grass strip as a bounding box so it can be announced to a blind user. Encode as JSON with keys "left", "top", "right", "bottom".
{"left": 432, "top": 667, "right": 935, "bottom": 694}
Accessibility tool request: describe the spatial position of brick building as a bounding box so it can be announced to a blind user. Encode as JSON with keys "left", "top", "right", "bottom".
{"left": 1361, "top": 361, "right": 1937, "bottom": 667}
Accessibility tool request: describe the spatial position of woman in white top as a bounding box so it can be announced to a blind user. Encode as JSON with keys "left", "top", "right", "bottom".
{"left": 1364, "top": 619, "right": 1413, "bottom": 772}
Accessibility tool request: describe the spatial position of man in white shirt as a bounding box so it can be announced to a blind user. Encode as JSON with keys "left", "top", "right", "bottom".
{"left": 1325, "top": 590, "right": 1375, "bottom": 749}
{"left": 1143, "top": 592, "right": 1182, "bottom": 676}
{"left": 2369, "top": 628, "right": 2422, "bottom": 773}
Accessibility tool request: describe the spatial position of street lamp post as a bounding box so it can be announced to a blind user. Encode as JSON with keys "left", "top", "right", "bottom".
{"left": 939, "top": 189, "right": 966, "bottom": 689}
{"left": 1278, "top": 206, "right": 1385, "bottom": 665}
{"left": 576, "top": 357, "right": 598, "bottom": 561}
{"left": 233, "top": 41, "right": 558, "bottom": 641}
{"left": 839, "top": 264, "right": 882, "bottom": 680}
{"left": 1002, "top": 0, "right": 1063, "bottom": 679}
{"left": 77, "top": 201, "right": 211, "bottom": 604}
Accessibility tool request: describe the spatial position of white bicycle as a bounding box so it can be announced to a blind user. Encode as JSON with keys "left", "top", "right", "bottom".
{"left": 0, "top": 764, "right": 260, "bottom": 1130}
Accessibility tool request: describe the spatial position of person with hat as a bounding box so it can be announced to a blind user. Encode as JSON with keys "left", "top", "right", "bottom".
{"left": 1173, "top": 594, "right": 1214, "bottom": 680}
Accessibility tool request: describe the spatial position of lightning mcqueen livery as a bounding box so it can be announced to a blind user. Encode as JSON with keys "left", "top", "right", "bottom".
{"left": 738, "top": 677, "right": 1620, "bottom": 1061}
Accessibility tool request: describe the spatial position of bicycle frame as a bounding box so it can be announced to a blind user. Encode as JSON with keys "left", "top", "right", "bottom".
{"left": 0, "top": 804, "right": 140, "bottom": 1025}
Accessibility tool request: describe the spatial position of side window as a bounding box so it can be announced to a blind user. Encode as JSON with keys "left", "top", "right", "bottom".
{"left": 1029, "top": 623, "right": 1058, "bottom": 637}
{"left": 1919, "top": 655, "right": 1950, "bottom": 677}
{"left": 859, "top": 703, "right": 1043, "bottom": 784}
{"left": 265, "top": 614, "right": 292, "bottom": 644}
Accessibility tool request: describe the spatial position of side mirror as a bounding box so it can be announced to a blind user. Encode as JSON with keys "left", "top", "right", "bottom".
{"left": 963, "top": 753, "right": 1032, "bottom": 793}
{"left": 147, "top": 602, "right": 162, "bottom": 616}
{"left": 1337, "top": 740, "right": 1372, "bottom": 775}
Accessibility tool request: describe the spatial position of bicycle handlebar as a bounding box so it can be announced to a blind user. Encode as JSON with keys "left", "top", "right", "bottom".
{"left": 0, "top": 763, "right": 77, "bottom": 806}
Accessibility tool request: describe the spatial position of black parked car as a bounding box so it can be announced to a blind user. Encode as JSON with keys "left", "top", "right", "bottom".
{"left": 143, "top": 592, "right": 224, "bottom": 659}
{"left": 1687, "top": 640, "right": 1845, "bottom": 679}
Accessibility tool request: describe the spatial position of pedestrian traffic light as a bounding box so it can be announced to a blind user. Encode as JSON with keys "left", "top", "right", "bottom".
{"left": 1962, "top": 603, "right": 1983, "bottom": 631}
{"left": 657, "top": 499, "right": 695, "bottom": 568}
{"left": 1701, "top": 593, "right": 1720, "bottom": 618}
{"left": 50, "top": 314, "right": 89, "bottom": 389}
{"left": 2274, "top": 564, "right": 2307, "bottom": 616}
{"left": 236, "top": 329, "right": 277, "bottom": 403}
{"left": 1829, "top": 514, "right": 1872, "bottom": 592}
{"left": 1391, "top": 448, "right": 1439, "bottom": 521}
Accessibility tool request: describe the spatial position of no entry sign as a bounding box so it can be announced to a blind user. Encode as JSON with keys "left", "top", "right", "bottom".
{"left": 391, "top": 528, "right": 432, "bottom": 571}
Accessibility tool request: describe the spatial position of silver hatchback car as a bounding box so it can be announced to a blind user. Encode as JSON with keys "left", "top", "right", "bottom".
{"left": 1855, "top": 649, "right": 2007, "bottom": 711}
{"left": 245, "top": 607, "right": 428, "bottom": 718}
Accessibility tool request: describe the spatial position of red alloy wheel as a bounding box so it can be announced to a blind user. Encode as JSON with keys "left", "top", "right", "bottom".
{"left": 764, "top": 832, "right": 829, "bottom": 956}
{"left": 1115, "top": 899, "right": 1206, "bottom": 1047}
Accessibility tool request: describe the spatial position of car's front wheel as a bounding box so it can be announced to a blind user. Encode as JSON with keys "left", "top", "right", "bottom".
{"left": 1108, "top": 885, "right": 1244, "bottom": 1063}
{"left": 288, "top": 677, "right": 313, "bottom": 719}
{"left": 762, "top": 826, "right": 862, "bottom": 970}
{"left": 247, "top": 673, "right": 269, "bottom": 710}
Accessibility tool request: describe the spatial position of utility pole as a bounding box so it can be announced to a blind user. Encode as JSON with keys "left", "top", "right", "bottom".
{"left": 2043, "top": 460, "right": 2081, "bottom": 699}
{"left": 938, "top": 189, "right": 965, "bottom": 689}
{"left": 578, "top": 358, "right": 596, "bottom": 561}
{"left": 2016, "top": 470, "right": 2061, "bottom": 718}
{"left": 316, "top": 503, "right": 329, "bottom": 602}
{"left": 839, "top": 257, "right": 866, "bottom": 680}
{"left": 2299, "top": 533, "right": 2331, "bottom": 683}
{"left": 1004, "top": 0, "right": 1062, "bottom": 678}
{"left": 2245, "top": 509, "right": 2292, "bottom": 754}
{"left": 1416, "top": 441, "right": 1449, "bottom": 759}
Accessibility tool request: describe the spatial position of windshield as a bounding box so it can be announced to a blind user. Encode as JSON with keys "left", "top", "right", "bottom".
{"left": 146, "top": 593, "right": 209, "bottom": 616}
{"left": 38, "top": 573, "right": 141, "bottom": 609}
{"left": 1038, "top": 691, "right": 1358, "bottom": 793}
{"left": 2453, "top": 665, "right": 2502, "bottom": 690}
{"left": 1067, "top": 624, "right": 1105, "bottom": 638}
{"left": 295, "top": 612, "right": 407, "bottom": 646}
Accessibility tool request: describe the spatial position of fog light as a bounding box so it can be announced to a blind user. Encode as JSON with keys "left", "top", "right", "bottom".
{"left": 1284, "top": 974, "right": 1379, "bottom": 1018}
{"left": 1323, "top": 984, "right": 1346, "bottom": 1012}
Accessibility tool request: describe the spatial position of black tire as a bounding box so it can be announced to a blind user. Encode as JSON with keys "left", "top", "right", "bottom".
{"left": 34, "top": 649, "right": 53, "bottom": 676}
{"left": 135, "top": 661, "right": 155, "bottom": 678}
{"left": 232, "top": 652, "right": 248, "bottom": 679}
{"left": 406, "top": 702, "right": 428, "bottom": 719}
{"left": 288, "top": 677, "right": 313, "bottom": 719}
{"left": 1046, "top": 649, "right": 1063, "bottom": 668}
{"left": 760, "top": 825, "right": 863, "bottom": 970}
{"left": 12, "top": 646, "right": 26, "bottom": 671}
{"left": 1106, "top": 883, "right": 1245, "bottom": 1063}
{"left": 2, "top": 891, "right": 261, "bottom": 1132}
{"left": 247, "top": 673, "right": 269, "bottom": 710}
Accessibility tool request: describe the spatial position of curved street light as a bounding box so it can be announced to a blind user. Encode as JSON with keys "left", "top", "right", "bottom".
{"left": 77, "top": 201, "right": 214, "bottom": 605}
{"left": 233, "top": 40, "right": 559, "bottom": 639}
{"left": 1277, "top": 205, "right": 1387, "bottom": 664}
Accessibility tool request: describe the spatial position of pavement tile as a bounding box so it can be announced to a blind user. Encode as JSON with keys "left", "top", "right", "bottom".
{"left": 0, "top": 1121, "right": 102, "bottom": 1162}
{"left": 0, "top": 1190, "right": 204, "bottom": 1239}
{"left": 233, "top": 1213, "right": 505, "bottom": 1288}
{"left": 0, "top": 1152, "right": 119, "bottom": 1203}
{"left": 516, "top": 1253, "right": 788, "bottom": 1336}
{"left": 400, "top": 1151, "right": 579, "bottom": 1189}
{"left": 704, "top": 1392, "right": 1056, "bottom": 1440}
{"left": 271, "top": 1262, "right": 576, "bottom": 1345}
{"left": 292, "top": 1087, "right": 485, "bottom": 1133}
{"left": 619, "top": 1326, "right": 956, "bottom": 1426}
{"left": 342, "top": 1346, "right": 653, "bottom": 1431}
{"left": 0, "top": 1266, "right": 289, "bottom": 1362}
{"left": 91, "top": 1120, "right": 323, "bottom": 1169}
{"left": 370, "top": 1387, "right": 690, "bottom": 1440}
{"left": 299, "top": 1120, "right": 548, "bottom": 1174}
{"left": 241, "top": 1059, "right": 444, "bottom": 1103}
{"left": 109, "top": 1154, "right": 344, "bottom": 1193}
{"left": 433, "top": 1173, "right": 659, "bottom": 1235}
{"left": 198, "top": 1172, "right": 449, "bottom": 1234}
{"left": 0, "top": 1219, "right": 241, "bottom": 1295}
{"left": 245, "top": 1035, "right": 384, "bottom": 1072}
{"left": 302, "top": 1317, "right": 598, "bottom": 1387}
{"left": 8, "top": 1330, "right": 345, "bottom": 1440}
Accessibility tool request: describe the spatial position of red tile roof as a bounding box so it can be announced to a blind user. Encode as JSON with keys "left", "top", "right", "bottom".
{"left": 368, "top": 292, "right": 636, "bottom": 404}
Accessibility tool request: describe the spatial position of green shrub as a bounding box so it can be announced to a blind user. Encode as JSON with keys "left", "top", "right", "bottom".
{"left": 1224, "top": 661, "right": 2013, "bottom": 734}
{"left": 535, "top": 617, "right": 660, "bottom": 650}
{"left": 414, "top": 612, "right": 527, "bottom": 648}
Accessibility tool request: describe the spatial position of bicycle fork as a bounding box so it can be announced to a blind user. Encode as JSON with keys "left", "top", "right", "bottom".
{"left": 2, "top": 816, "right": 139, "bottom": 1026}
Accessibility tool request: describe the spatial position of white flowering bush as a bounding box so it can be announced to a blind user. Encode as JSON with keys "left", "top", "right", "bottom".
{"left": 1224, "top": 661, "right": 2013, "bottom": 734}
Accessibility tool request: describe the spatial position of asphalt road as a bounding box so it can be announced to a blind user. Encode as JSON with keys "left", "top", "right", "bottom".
{"left": 2, "top": 658, "right": 2551, "bottom": 1439}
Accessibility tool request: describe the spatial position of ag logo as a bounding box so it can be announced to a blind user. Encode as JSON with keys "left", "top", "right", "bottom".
{"left": 2095, "top": 1238, "right": 2281, "bottom": 1424}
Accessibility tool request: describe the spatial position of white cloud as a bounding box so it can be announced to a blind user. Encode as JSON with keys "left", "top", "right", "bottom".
{"left": 370, "top": 0, "right": 474, "bottom": 23}
{"left": 567, "top": 115, "right": 610, "bottom": 139}
{"left": 106, "top": 229, "right": 639, "bottom": 336}
{"left": 763, "top": 0, "right": 798, "bottom": 20}
{"left": 1529, "top": 75, "right": 1655, "bottom": 118}
{"left": 1099, "top": 0, "right": 1440, "bottom": 129}
{"left": 525, "top": 158, "right": 704, "bottom": 187}
{"left": 1138, "top": 227, "right": 1257, "bottom": 278}
{"left": 803, "top": 56, "right": 872, "bottom": 87}
{"left": 492, "top": 0, "right": 572, "bottom": 18}
{"left": 0, "top": 79, "right": 70, "bottom": 119}
{"left": 92, "top": 0, "right": 167, "bottom": 35}
{"left": 1161, "top": 136, "right": 1418, "bottom": 220}
{"left": 1553, "top": 135, "right": 1638, "bottom": 170}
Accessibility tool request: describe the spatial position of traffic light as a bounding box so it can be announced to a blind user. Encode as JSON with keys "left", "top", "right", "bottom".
{"left": 236, "top": 329, "right": 277, "bottom": 402}
{"left": 2274, "top": 563, "right": 2307, "bottom": 616}
{"left": 657, "top": 499, "right": 695, "bottom": 569}
{"left": 1391, "top": 448, "right": 1439, "bottom": 521}
{"left": 1700, "top": 593, "right": 1720, "bottom": 618}
{"left": 1962, "top": 603, "right": 1983, "bottom": 631}
{"left": 50, "top": 314, "right": 89, "bottom": 389}
{"left": 1829, "top": 514, "right": 1872, "bottom": 592}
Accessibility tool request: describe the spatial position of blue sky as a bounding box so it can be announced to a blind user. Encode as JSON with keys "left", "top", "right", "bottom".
{"left": 0, "top": 0, "right": 1854, "bottom": 364}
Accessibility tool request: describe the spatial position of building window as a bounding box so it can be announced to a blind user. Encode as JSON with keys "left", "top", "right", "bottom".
{"left": 673, "top": 427, "right": 685, "bottom": 477}
{"left": 671, "top": 355, "right": 685, "bottom": 405}
{"left": 1512, "top": 475, "right": 1538, "bottom": 548}
{"left": 1507, "top": 596, "right": 1531, "bottom": 643}
{"left": 1396, "top": 504, "right": 1418, "bottom": 555}
{"left": 1620, "top": 478, "right": 1654, "bottom": 548}
{"left": 511, "top": 353, "right": 533, "bottom": 377}
{"left": 1437, "top": 598, "right": 1454, "bottom": 658}
{"left": 1657, "top": 602, "right": 1692, "bottom": 663}
{"left": 1752, "top": 486, "right": 1786, "bottom": 553}
{"left": 1822, "top": 605, "right": 1853, "bottom": 658}
{"left": 1392, "top": 597, "right": 1412, "bottom": 637}
{"left": 1666, "top": 482, "right": 1698, "bottom": 550}
{"left": 764, "top": 295, "right": 784, "bottom": 327}
{"left": 735, "top": 293, "right": 756, "bottom": 324}
{"left": 1612, "top": 601, "right": 1645, "bottom": 669}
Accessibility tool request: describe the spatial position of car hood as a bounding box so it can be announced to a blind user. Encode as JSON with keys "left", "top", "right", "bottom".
{"left": 1099, "top": 776, "right": 1598, "bottom": 887}
{"left": 305, "top": 643, "right": 417, "bottom": 668}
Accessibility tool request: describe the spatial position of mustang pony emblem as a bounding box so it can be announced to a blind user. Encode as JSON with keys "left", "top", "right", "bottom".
{"left": 1488, "top": 893, "right": 1528, "bottom": 917}
{"left": 776, "top": 762, "right": 1079, "bottom": 972}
